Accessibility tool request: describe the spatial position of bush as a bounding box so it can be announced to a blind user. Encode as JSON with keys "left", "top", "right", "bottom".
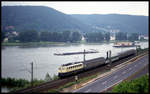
{"left": 1, "top": 77, "right": 29, "bottom": 87}
{"left": 52, "top": 74, "right": 59, "bottom": 80}
{"left": 112, "top": 74, "right": 149, "bottom": 93}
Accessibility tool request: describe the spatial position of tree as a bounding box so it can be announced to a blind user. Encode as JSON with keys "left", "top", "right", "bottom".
{"left": 62, "top": 30, "right": 71, "bottom": 42}
{"left": 40, "top": 31, "right": 51, "bottom": 41}
{"left": 70, "top": 31, "right": 82, "bottom": 42}
{"left": 18, "top": 30, "right": 40, "bottom": 42}
{"left": 85, "top": 32, "right": 104, "bottom": 42}
{"left": 112, "top": 75, "right": 149, "bottom": 93}
{"left": 128, "top": 33, "right": 139, "bottom": 41}
{"left": 51, "top": 32, "right": 63, "bottom": 42}
{"left": 85, "top": 32, "right": 96, "bottom": 42}
{"left": 53, "top": 74, "right": 59, "bottom": 80}
{"left": 45, "top": 73, "right": 53, "bottom": 82}
{"left": 105, "top": 32, "right": 110, "bottom": 42}
{"left": 97, "top": 32, "right": 104, "bottom": 42}
{"left": 1, "top": 31, "right": 6, "bottom": 42}
{"left": 115, "top": 32, "right": 127, "bottom": 41}
{"left": 140, "top": 36, "right": 145, "bottom": 41}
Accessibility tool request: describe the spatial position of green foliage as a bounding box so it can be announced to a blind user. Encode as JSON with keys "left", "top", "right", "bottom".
{"left": 1, "top": 31, "right": 6, "bottom": 42}
{"left": 128, "top": 33, "right": 139, "bottom": 41}
{"left": 45, "top": 73, "right": 53, "bottom": 82}
{"left": 52, "top": 74, "right": 59, "bottom": 80}
{"left": 47, "top": 89, "right": 59, "bottom": 93}
{"left": 72, "top": 14, "right": 148, "bottom": 35}
{"left": 1, "top": 77, "right": 29, "bottom": 87}
{"left": 17, "top": 30, "right": 81, "bottom": 43}
{"left": 40, "top": 31, "right": 52, "bottom": 41}
{"left": 32, "top": 79, "right": 45, "bottom": 86}
{"left": 85, "top": 32, "right": 104, "bottom": 42}
{"left": 62, "top": 30, "right": 71, "bottom": 42}
{"left": 2, "top": 6, "right": 91, "bottom": 33}
{"left": 18, "top": 30, "right": 40, "bottom": 42}
{"left": 140, "top": 36, "right": 145, "bottom": 41}
{"left": 44, "top": 73, "right": 59, "bottom": 82}
{"left": 139, "top": 36, "right": 147, "bottom": 41}
{"left": 105, "top": 32, "right": 110, "bottom": 42}
{"left": 2, "top": 77, "right": 46, "bottom": 92}
{"left": 112, "top": 74, "right": 149, "bottom": 93}
{"left": 70, "top": 31, "right": 82, "bottom": 42}
{"left": 57, "top": 74, "right": 98, "bottom": 91}
{"left": 8, "top": 36, "right": 18, "bottom": 43}
{"left": 115, "top": 32, "right": 127, "bottom": 41}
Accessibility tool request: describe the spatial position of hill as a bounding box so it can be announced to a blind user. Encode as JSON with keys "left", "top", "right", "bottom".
{"left": 71, "top": 14, "right": 148, "bottom": 35}
{"left": 2, "top": 6, "right": 92, "bottom": 33}
{"left": 2, "top": 6, "right": 148, "bottom": 35}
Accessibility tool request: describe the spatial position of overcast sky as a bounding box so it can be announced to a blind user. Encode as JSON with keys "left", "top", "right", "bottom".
{"left": 2, "top": 1, "right": 149, "bottom": 16}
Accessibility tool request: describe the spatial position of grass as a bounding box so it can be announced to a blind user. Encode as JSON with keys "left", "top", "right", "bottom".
{"left": 112, "top": 74, "right": 149, "bottom": 93}
{"left": 47, "top": 74, "right": 99, "bottom": 93}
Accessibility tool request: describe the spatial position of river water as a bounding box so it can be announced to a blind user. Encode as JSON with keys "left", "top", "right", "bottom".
{"left": 2, "top": 42, "right": 148, "bottom": 81}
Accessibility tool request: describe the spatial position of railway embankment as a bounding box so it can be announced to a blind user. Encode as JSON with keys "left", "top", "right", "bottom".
{"left": 61, "top": 50, "right": 148, "bottom": 92}
{"left": 14, "top": 48, "right": 148, "bottom": 93}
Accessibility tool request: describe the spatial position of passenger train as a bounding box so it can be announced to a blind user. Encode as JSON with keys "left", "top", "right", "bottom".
{"left": 58, "top": 49, "right": 136, "bottom": 78}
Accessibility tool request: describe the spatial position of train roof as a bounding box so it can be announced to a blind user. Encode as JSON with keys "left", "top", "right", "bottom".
{"left": 118, "top": 49, "right": 136, "bottom": 54}
{"left": 61, "top": 57, "right": 105, "bottom": 67}
{"left": 84, "top": 57, "right": 105, "bottom": 64}
{"left": 62, "top": 62, "right": 82, "bottom": 67}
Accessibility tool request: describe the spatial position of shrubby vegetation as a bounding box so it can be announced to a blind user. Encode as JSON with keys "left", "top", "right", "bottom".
{"left": 112, "top": 74, "right": 149, "bottom": 93}
{"left": 45, "top": 73, "right": 59, "bottom": 82}
{"left": 1, "top": 77, "right": 46, "bottom": 88}
{"left": 2, "top": 30, "right": 82, "bottom": 43}
{"left": 19, "top": 30, "right": 40, "bottom": 42}
{"left": 2, "top": 6, "right": 148, "bottom": 36}
{"left": 115, "top": 32, "right": 140, "bottom": 41}
{"left": 1, "top": 31, "right": 6, "bottom": 42}
{"left": 128, "top": 33, "right": 139, "bottom": 41}
{"left": 105, "top": 32, "right": 110, "bottom": 42}
{"left": 2, "top": 28, "right": 144, "bottom": 44}
{"left": 115, "top": 32, "right": 127, "bottom": 41}
{"left": 1, "top": 73, "right": 59, "bottom": 92}
{"left": 70, "top": 31, "right": 82, "bottom": 42}
{"left": 1, "top": 77, "right": 29, "bottom": 87}
{"left": 85, "top": 32, "right": 105, "bottom": 42}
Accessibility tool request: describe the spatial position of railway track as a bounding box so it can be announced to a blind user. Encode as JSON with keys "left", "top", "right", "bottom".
{"left": 15, "top": 51, "right": 148, "bottom": 93}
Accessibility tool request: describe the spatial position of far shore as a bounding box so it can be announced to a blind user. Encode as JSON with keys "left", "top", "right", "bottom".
{"left": 1, "top": 40, "right": 148, "bottom": 46}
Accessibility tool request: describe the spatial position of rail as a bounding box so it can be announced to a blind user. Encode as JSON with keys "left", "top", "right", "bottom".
{"left": 14, "top": 50, "right": 148, "bottom": 93}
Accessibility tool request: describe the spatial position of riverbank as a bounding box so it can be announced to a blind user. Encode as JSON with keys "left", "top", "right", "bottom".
{"left": 2, "top": 40, "right": 147, "bottom": 46}
{"left": 1, "top": 42, "right": 66, "bottom": 46}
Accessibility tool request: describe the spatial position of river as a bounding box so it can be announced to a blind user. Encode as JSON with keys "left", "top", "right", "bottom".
{"left": 2, "top": 42, "right": 148, "bottom": 81}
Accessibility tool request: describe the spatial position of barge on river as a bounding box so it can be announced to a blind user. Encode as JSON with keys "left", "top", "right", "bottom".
{"left": 54, "top": 50, "right": 99, "bottom": 56}
{"left": 113, "top": 42, "right": 137, "bottom": 47}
